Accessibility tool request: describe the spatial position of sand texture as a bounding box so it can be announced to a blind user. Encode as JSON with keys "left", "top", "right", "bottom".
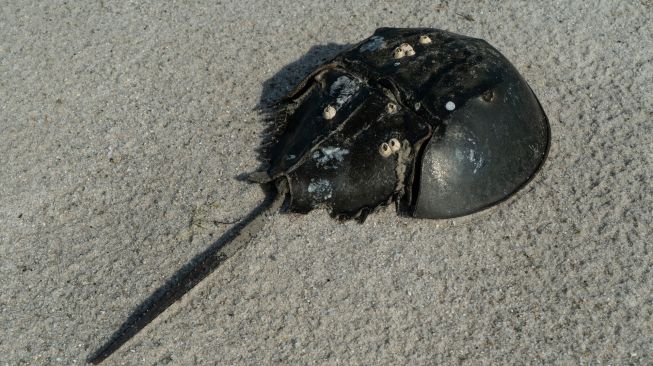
{"left": 1, "top": 1, "right": 652, "bottom": 365}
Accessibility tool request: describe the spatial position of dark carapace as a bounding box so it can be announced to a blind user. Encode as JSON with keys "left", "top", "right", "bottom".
{"left": 253, "top": 27, "right": 550, "bottom": 222}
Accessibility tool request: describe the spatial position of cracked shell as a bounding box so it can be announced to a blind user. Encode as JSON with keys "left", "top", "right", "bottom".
{"left": 254, "top": 27, "right": 550, "bottom": 222}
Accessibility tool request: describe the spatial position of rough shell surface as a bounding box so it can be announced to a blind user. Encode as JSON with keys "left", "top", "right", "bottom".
{"left": 256, "top": 27, "right": 550, "bottom": 222}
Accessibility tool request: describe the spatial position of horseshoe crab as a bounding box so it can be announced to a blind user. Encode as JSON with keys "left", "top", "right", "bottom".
{"left": 89, "top": 27, "right": 549, "bottom": 363}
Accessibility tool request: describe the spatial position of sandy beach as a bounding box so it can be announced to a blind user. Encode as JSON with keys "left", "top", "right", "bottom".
{"left": 1, "top": 1, "right": 651, "bottom": 364}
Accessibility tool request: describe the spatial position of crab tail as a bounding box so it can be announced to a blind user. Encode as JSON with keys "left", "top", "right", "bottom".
{"left": 88, "top": 182, "right": 287, "bottom": 364}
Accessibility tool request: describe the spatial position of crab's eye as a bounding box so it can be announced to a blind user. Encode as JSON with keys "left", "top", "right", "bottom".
{"left": 482, "top": 89, "right": 495, "bottom": 102}
{"left": 388, "top": 138, "right": 401, "bottom": 152}
{"left": 379, "top": 142, "right": 392, "bottom": 157}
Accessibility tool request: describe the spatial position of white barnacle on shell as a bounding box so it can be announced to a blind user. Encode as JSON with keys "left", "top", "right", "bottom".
{"left": 323, "top": 105, "right": 336, "bottom": 119}
{"left": 388, "top": 138, "right": 401, "bottom": 152}
{"left": 379, "top": 142, "right": 392, "bottom": 157}
{"left": 393, "top": 47, "right": 405, "bottom": 59}
{"left": 399, "top": 43, "right": 415, "bottom": 56}
{"left": 419, "top": 35, "right": 432, "bottom": 44}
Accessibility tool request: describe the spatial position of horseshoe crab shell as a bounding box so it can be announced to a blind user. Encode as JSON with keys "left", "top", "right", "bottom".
{"left": 254, "top": 27, "right": 550, "bottom": 221}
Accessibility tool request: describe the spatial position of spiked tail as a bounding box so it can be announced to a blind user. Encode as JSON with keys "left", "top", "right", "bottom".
{"left": 88, "top": 183, "right": 286, "bottom": 364}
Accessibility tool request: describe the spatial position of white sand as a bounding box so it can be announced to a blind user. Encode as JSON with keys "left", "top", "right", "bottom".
{"left": 1, "top": 1, "right": 651, "bottom": 364}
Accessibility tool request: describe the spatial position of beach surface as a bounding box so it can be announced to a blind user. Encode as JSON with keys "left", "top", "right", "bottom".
{"left": 1, "top": 1, "right": 651, "bottom": 364}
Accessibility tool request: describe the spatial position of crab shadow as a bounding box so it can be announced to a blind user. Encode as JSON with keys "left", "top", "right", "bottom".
{"left": 249, "top": 42, "right": 352, "bottom": 173}
{"left": 257, "top": 42, "right": 352, "bottom": 108}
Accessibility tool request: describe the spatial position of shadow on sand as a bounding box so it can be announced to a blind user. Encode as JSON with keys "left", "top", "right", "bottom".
{"left": 88, "top": 42, "right": 350, "bottom": 364}
{"left": 257, "top": 42, "right": 351, "bottom": 108}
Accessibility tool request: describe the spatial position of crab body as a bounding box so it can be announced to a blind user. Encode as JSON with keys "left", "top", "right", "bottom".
{"left": 255, "top": 27, "right": 550, "bottom": 222}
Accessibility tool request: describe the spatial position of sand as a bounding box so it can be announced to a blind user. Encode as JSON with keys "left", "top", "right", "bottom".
{"left": 1, "top": 1, "right": 651, "bottom": 364}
